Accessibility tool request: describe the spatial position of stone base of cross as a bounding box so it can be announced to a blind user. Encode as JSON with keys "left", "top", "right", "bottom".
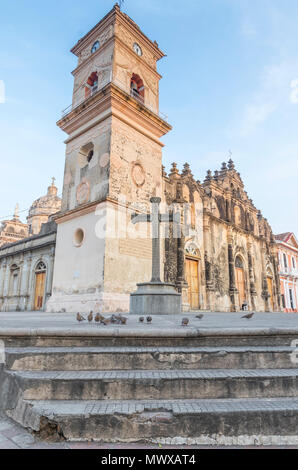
{"left": 130, "top": 197, "right": 182, "bottom": 315}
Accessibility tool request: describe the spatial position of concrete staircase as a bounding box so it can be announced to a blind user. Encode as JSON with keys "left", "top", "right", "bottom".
{"left": 1, "top": 331, "right": 298, "bottom": 445}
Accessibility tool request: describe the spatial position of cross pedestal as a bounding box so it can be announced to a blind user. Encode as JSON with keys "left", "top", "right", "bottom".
{"left": 130, "top": 197, "right": 181, "bottom": 315}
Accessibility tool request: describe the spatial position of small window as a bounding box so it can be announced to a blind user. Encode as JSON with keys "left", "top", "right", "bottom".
{"left": 91, "top": 41, "right": 100, "bottom": 54}
{"left": 133, "top": 43, "right": 142, "bottom": 56}
{"left": 283, "top": 253, "right": 288, "bottom": 268}
{"left": 74, "top": 228, "right": 85, "bottom": 247}
{"left": 281, "top": 294, "right": 286, "bottom": 309}
{"left": 36, "top": 261, "right": 46, "bottom": 272}
{"left": 235, "top": 256, "right": 243, "bottom": 268}
{"left": 292, "top": 257, "right": 296, "bottom": 269}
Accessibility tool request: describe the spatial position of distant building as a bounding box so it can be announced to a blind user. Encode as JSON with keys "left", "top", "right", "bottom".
{"left": 27, "top": 178, "right": 61, "bottom": 235}
{"left": 0, "top": 180, "right": 61, "bottom": 311}
{"left": 275, "top": 232, "right": 298, "bottom": 312}
{"left": 0, "top": 205, "right": 29, "bottom": 247}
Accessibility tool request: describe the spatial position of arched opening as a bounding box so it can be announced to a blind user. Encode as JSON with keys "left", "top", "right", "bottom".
{"left": 10, "top": 264, "right": 19, "bottom": 296}
{"left": 185, "top": 243, "right": 200, "bottom": 310}
{"left": 78, "top": 142, "right": 94, "bottom": 168}
{"left": 85, "top": 72, "right": 98, "bottom": 99}
{"left": 34, "top": 261, "right": 47, "bottom": 311}
{"left": 235, "top": 255, "right": 247, "bottom": 309}
{"left": 130, "top": 74, "right": 145, "bottom": 104}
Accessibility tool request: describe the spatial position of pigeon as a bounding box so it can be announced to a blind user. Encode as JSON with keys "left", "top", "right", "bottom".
{"left": 119, "top": 316, "right": 127, "bottom": 325}
{"left": 182, "top": 317, "right": 189, "bottom": 326}
{"left": 111, "top": 314, "right": 118, "bottom": 324}
{"left": 196, "top": 314, "right": 204, "bottom": 320}
{"left": 139, "top": 317, "right": 144, "bottom": 323}
{"left": 76, "top": 313, "right": 86, "bottom": 322}
{"left": 88, "top": 311, "right": 93, "bottom": 322}
{"left": 94, "top": 313, "right": 104, "bottom": 323}
{"left": 146, "top": 316, "right": 152, "bottom": 324}
{"left": 101, "top": 316, "right": 112, "bottom": 325}
{"left": 241, "top": 311, "right": 255, "bottom": 319}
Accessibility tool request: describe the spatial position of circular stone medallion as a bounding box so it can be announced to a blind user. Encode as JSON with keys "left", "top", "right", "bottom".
{"left": 131, "top": 162, "right": 146, "bottom": 187}
{"left": 76, "top": 180, "right": 90, "bottom": 205}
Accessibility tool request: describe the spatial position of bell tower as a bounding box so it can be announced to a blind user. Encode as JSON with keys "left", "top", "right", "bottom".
{"left": 47, "top": 4, "right": 171, "bottom": 313}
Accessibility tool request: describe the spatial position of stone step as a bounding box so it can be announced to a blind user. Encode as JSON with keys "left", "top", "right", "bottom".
{"left": 8, "top": 397, "right": 298, "bottom": 444}
{"left": 8, "top": 368, "right": 298, "bottom": 400}
{"left": 2, "top": 330, "right": 298, "bottom": 348}
{"left": 5, "top": 346, "right": 297, "bottom": 371}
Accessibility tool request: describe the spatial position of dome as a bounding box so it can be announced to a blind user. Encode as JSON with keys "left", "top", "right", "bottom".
{"left": 27, "top": 178, "right": 61, "bottom": 235}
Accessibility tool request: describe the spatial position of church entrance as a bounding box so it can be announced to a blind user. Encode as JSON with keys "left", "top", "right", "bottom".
{"left": 186, "top": 258, "right": 199, "bottom": 310}
{"left": 267, "top": 276, "right": 274, "bottom": 310}
{"left": 235, "top": 256, "right": 246, "bottom": 308}
{"left": 34, "top": 261, "right": 46, "bottom": 311}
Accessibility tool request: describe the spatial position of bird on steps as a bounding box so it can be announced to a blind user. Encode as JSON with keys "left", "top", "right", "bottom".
{"left": 139, "top": 317, "right": 144, "bottom": 323}
{"left": 146, "top": 316, "right": 152, "bottom": 324}
{"left": 94, "top": 313, "right": 104, "bottom": 323}
{"left": 119, "top": 316, "right": 127, "bottom": 325}
{"left": 182, "top": 317, "right": 189, "bottom": 326}
{"left": 241, "top": 311, "right": 255, "bottom": 319}
{"left": 196, "top": 314, "right": 204, "bottom": 320}
{"left": 88, "top": 311, "right": 93, "bottom": 322}
{"left": 76, "top": 313, "right": 86, "bottom": 322}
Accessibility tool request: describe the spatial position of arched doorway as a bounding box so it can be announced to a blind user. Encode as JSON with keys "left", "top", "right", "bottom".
{"left": 34, "top": 261, "right": 47, "bottom": 311}
{"left": 185, "top": 243, "right": 200, "bottom": 310}
{"left": 235, "top": 256, "right": 246, "bottom": 308}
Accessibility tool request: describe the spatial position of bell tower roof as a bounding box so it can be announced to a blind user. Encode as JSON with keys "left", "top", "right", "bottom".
{"left": 71, "top": 3, "right": 165, "bottom": 63}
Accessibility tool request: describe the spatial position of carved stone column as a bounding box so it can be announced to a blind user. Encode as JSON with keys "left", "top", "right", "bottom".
{"left": 247, "top": 241, "right": 257, "bottom": 310}
{"left": 260, "top": 241, "right": 269, "bottom": 312}
{"left": 25, "top": 254, "right": 32, "bottom": 311}
{"left": 203, "top": 212, "right": 214, "bottom": 310}
{"left": 227, "top": 229, "right": 236, "bottom": 311}
{"left": 272, "top": 249, "right": 281, "bottom": 311}
{"left": 16, "top": 259, "right": 24, "bottom": 311}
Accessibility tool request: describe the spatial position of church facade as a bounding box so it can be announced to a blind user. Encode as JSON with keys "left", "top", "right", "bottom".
{"left": 0, "top": 4, "right": 281, "bottom": 313}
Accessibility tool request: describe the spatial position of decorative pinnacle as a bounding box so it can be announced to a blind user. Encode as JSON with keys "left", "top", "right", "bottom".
{"left": 169, "top": 162, "right": 180, "bottom": 177}
{"left": 228, "top": 159, "right": 235, "bottom": 170}
{"left": 205, "top": 170, "right": 212, "bottom": 181}
{"left": 13, "top": 203, "right": 19, "bottom": 220}
{"left": 221, "top": 162, "right": 227, "bottom": 171}
{"left": 182, "top": 162, "right": 192, "bottom": 177}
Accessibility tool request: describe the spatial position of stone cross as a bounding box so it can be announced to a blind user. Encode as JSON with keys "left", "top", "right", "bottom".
{"left": 131, "top": 197, "right": 178, "bottom": 283}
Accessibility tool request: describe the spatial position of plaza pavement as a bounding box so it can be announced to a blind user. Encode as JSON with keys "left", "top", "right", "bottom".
{"left": 0, "top": 311, "right": 297, "bottom": 336}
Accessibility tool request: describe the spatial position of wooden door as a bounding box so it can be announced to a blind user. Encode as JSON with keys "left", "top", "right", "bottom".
{"left": 267, "top": 277, "right": 274, "bottom": 310}
{"left": 34, "top": 272, "right": 46, "bottom": 311}
{"left": 186, "top": 259, "right": 199, "bottom": 310}
{"left": 235, "top": 267, "right": 246, "bottom": 307}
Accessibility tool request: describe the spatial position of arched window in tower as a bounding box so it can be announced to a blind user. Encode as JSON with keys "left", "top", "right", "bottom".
{"left": 85, "top": 72, "right": 99, "bottom": 99}
{"left": 130, "top": 74, "right": 145, "bottom": 104}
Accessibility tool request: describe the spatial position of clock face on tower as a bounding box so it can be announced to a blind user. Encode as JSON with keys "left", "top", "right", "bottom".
{"left": 133, "top": 43, "right": 142, "bottom": 56}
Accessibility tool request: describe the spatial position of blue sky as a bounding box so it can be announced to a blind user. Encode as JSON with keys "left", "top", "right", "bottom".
{"left": 0, "top": 0, "right": 297, "bottom": 234}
